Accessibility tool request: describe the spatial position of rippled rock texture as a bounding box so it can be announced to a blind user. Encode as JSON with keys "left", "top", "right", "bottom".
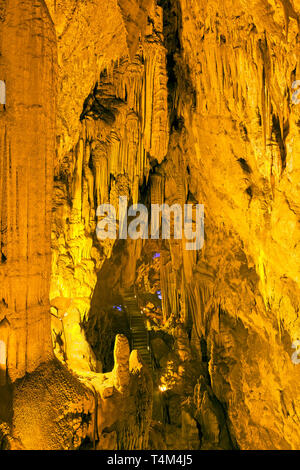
{"left": 1, "top": 0, "right": 300, "bottom": 450}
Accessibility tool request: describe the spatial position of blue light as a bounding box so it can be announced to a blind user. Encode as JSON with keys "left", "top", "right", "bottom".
{"left": 113, "top": 305, "right": 122, "bottom": 312}
{"left": 153, "top": 252, "right": 160, "bottom": 259}
{"left": 156, "top": 290, "right": 162, "bottom": 300}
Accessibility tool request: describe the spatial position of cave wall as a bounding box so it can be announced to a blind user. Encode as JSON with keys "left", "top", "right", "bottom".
{"left": 48, "top": 0, "right": 300, "bottom": 450}
{"left": 44, "top": 0, "right": 161, "bottom": 161}
{"left": 155, "top": 0, "right": 300, "bottom": 450}
{"left": 0, "top": 0, "right": 157, "bottom": 450}
{"left": 1, "top": 0, "right": 300, "bottom": 451}
{"left": 49, "top": 1, "right": 169, "bottom": 373}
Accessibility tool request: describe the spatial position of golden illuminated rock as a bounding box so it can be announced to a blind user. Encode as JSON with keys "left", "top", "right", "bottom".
{"left": 1, "top": 0, "right": 300, "bottom": 452}
{"left": 0, "top": 0, "right": 56, "bottom": 382}
{"left": 113, "top": 334, "right": 131, "bottom": 392}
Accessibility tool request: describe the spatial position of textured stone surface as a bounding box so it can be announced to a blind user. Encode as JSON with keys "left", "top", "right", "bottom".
{"left": 153, "top": 0, "right": 300, "bottom": 450}
{"left": 49, "top": 1, "right": 169, "bottom": 374}
{"left": 0, "top": 0, "right": 56, "bottom": 382}
{"left": 0, "top": 0, "right": 157, "bottom": 450}
{"left": 12, "top": 359, "right": 96, "bottom": 450}
{"left": 9, "top": 335, "right": 152, "bottom": 450}
{"left": 1, "top": 0, "right": 300, "bottom": 451}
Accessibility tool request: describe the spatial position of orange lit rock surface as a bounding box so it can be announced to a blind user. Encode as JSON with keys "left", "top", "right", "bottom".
{"left": 0, "top": 0, "right": 56, "bottom": 382}
{"left": 1, "top": 0, "right": 300, "bottom": 451}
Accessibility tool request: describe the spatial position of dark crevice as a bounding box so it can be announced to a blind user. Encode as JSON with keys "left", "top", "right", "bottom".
{"left": 271, "top": 114, "right": 289, "bottom": 173}
{"left": 238, "top": 158, "right": 252, "bottom": 174}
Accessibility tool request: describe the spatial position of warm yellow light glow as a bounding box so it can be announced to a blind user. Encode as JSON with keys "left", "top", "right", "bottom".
{"left": 0, "top": 340, "right": 6, "bottom": 366}
{"left": 159, "top": 384, "right": 168, "bottom": 392}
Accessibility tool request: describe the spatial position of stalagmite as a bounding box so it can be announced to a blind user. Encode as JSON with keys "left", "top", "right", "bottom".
{"left": 113, "top": 334, "right": 131, "bottom": 392}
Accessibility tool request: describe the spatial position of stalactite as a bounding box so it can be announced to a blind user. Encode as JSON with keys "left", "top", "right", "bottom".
{"left": 92, "top": 143, "right": 109, "bottom": 207}
{"left": 83, "top": 142, "right": 95, "bottom": 209}
{"left": 150, "top": 173, "right": 165, "bottom": 206}
{"left": 72, "top": 138, "right": 84, "bottom": 217}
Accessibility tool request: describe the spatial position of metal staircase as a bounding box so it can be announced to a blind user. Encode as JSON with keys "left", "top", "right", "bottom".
{"left": 122, "top": 288, "right": 152, "bottom": 368}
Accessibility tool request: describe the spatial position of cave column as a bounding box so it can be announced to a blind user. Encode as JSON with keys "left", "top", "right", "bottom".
{"left": 0, "top": 0, "right": 57, "bottom": 381}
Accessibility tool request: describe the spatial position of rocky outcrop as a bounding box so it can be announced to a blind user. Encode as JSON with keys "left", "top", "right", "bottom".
{"left": 12, "top": 359, "right": 96, "bottom": 450}
{"left": 9, "top": 335, "right": 152, "bottom": 450}
{"left": 77, "top": 335, "right": 153, "bottom": 450}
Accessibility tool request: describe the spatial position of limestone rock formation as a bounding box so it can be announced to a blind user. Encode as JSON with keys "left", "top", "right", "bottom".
{"left": 113, "top": 334, "right": 131, "bottom": 392}
{"left": 1, "top": 0, "right": 300, "bottom": 452}
{"left": 0, "top": 0, "right": 56, "bottom": 382}
{"left": 155, "top": 0, "right": 300, "bottom": 450}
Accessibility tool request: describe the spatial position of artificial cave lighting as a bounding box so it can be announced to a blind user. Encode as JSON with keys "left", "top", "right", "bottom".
{"left": 0, "top": 0, "right": 300, "bottom": 454}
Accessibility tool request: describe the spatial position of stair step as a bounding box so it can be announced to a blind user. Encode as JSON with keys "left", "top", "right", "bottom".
{"left": 141, "top": 358, "right": 151, "bottom": 364}
{"left": 122, "top": 291, "right": 152, "bottom": 370}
